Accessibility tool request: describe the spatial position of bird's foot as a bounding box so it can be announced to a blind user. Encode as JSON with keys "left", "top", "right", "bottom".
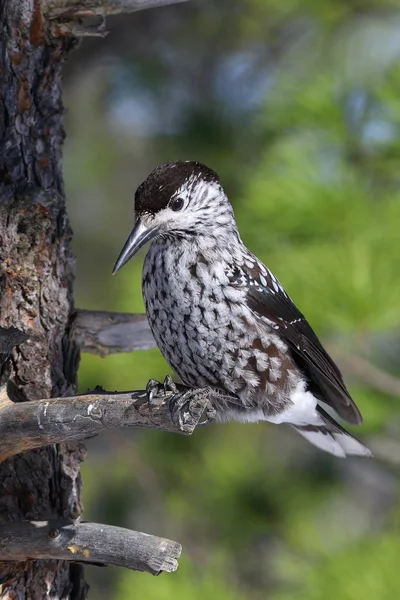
{"left": 169, "top": 387, "right": 216, "bottom": 430}
{"left": 145, "top": 376, "right": 185, "bottom": 409}
{"left": 144, "top": 378, "right": 217, "bottom": 430}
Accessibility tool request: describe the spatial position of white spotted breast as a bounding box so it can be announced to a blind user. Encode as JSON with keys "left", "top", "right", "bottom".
{"left": 142, "top": 237, "right": 298, "bottom": 416}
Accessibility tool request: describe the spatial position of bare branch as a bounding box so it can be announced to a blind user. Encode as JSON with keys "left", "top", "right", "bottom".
{"left": 331, "top": 350, "right": 400, "bottom": 398}
{"left": 72, "top": 309, "right": 155, "bottom": 355}
{"left": 44, "top": 0, "right": 188, "bottom": 19}
{"left": 0, "top": 383, "right": 212, "bottom": 463}
{"left": 44, "top": 0, "right": 189, "bottom": 36}
{"left": 0, "top": 519, "right": 181, "bottom": 575}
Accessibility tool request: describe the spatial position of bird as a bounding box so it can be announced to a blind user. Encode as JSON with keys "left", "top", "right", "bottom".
{"left": 113, "top": 160, "right": 372, "bottom": 458}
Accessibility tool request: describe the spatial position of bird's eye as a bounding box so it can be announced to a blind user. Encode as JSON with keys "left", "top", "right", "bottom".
{"left": 169, "top": 197, "right": 184, "bottom": 212}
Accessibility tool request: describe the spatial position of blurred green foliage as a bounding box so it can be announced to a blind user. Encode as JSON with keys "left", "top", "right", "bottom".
{"left": 64, "top": 0, "right": 400, "bottom": 598}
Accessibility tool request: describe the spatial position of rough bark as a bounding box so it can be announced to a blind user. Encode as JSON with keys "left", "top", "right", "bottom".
{"left": 0, "top": 1, "right": 86, "bottom": 597}
{"left": 0, "top": 0, "right": 192, "bottom": 596}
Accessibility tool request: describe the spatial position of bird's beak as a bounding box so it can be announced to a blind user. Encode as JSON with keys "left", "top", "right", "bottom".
{"left": 113, "top": 218, "right": 159, "bottom": 274}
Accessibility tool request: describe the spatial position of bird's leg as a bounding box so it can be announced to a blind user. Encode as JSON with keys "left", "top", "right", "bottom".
{"left": 197, "top": 388, "right": 240, "bottom": 425}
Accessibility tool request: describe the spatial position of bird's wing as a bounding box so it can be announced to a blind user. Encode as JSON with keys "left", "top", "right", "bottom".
{"left": 228, "top": 262, "right": 362, "bottom": 425}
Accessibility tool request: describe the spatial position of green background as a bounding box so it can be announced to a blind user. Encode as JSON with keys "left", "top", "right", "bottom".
{"left": 64, "top": 1, "right": 400, "bottom": 597}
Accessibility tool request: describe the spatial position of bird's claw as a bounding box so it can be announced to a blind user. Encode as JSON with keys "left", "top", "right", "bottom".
{"left": 198, "top": 403, "right": 217, "bottom": 426}
{"left": 163, "top": 375, "right": 177, "bottom": 395}
{"left": 145, "top": 378, "right": 217, "bottom": 430}
{"left": 145, "top": 378, "right": 162, "bottom": 410}
{"left": 169, "top": 388, "right": 216, "bottom": 430}
{"left": 145, "top": 376, "right": 179, "bottom": 410}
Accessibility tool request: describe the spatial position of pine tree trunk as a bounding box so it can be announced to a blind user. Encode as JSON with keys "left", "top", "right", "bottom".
{"left": 0, "top": 1, "right": 87, "bottom": 597}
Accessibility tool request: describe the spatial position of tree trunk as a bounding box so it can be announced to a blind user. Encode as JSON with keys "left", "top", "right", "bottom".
{"left": 0, "top": 1, "right": 87, "bottom": 597}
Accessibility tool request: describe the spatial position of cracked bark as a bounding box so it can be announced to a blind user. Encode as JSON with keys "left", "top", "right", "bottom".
{"left": 0, "top": 2, "right": 85, "bottom": 597}
{"left": 0, "top": 1, "right": 190, "bottom": 597}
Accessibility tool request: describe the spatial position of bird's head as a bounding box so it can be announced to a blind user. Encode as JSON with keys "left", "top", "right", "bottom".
{"left": 113, "top": 160, "right": 236, "bottom": 273}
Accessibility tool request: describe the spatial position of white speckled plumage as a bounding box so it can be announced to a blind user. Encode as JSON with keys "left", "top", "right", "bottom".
{"left": 114, "top": 161, "right": 372, "bottom": 458}
{"left": 143, "top": 232, "right": 297, "bottom": 415}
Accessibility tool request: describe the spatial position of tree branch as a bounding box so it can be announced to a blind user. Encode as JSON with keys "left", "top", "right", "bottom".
{"left": 0, "top": 520, "right": 181, "bottom": 575}
{"left": 44, "top": 0, "right": 189, "bottom": 36}
{"left": 0, "top": 383, "right": 213, "bottom": 463}
{"left": 45, "top": 0, "right": 188, "bottom": 18}
{"left": 72, "top": 309, "right": 155, "bottom": 355}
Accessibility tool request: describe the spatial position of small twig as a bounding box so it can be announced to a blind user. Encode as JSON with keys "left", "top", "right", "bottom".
{"left": 0, "top": 519, "right": 181, "bottom": 575}
{"left": 0, "top": 382, "right": 212, "bottom": 463}
{"left": 329, "top": 349, "right": 400, "bottom": 398}
{"left": 72, "top": 309, "right": 155, "bottom": 356}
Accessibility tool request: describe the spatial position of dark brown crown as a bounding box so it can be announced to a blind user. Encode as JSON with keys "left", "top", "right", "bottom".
{"left": 135, "top": 161, "right": 220, "bottom": 216}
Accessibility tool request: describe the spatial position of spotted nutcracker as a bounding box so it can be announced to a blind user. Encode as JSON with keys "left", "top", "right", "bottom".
{"left": 113, "top": 161, "right": 371, "bottom": 458}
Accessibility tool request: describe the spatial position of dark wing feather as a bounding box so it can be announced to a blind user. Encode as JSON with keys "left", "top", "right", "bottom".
{"left": 245, "top": 281, "right": 362, "bottom": 425}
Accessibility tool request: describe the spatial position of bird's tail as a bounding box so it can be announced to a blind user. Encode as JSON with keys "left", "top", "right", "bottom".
{"left": 293, "top": 406, "right": 372, "bottom": 458}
